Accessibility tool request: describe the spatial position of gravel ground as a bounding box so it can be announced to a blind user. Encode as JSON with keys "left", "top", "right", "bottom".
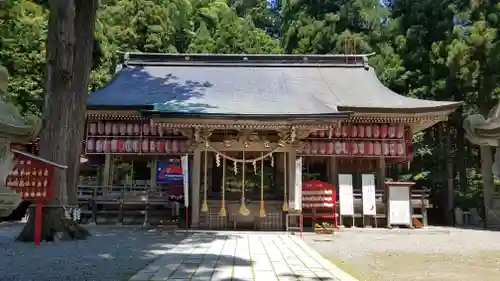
{"left": 0, "top": 223, "right": 187, "bottom": 281}
{"left": 303, "top": 227, "right": 500, "bottom": 281}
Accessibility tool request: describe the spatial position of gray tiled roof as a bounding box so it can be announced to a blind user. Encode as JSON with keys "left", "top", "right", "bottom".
{"left": 87, "top": 53, "right": 460, "bottom": 115}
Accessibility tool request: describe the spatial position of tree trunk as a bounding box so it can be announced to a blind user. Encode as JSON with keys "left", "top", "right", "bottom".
{"left": 66, "top": 0, "right": 99, "bottom": 206}
{"left": 445, "top": 122, "right": 454, "bottom": 225}
{"left": 17, "top": 0, "right": 90, "bottom": 242}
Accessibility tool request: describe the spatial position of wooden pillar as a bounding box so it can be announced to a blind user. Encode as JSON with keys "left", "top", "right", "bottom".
{"left": 377, "top": 157, "right": 387, "bottom": 227}
{"left": 191, "top": 148, "right": 202, "bottom": 227}
{"left": 150, "top": 157, "right": 157, "bottom": 188}
{"left": 102, "top": 154, "right": 112, "bottom": 194}
{"left": 287, "top": 147, "right": 296, "bottom": 210}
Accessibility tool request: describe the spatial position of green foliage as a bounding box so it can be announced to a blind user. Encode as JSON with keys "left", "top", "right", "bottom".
{"left": 2, "top": 0, "right": 500, "bottom": 212}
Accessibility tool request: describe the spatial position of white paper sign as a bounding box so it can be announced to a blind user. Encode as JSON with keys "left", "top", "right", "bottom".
{"left": 362, "top": 174, "right": 376, "bottom": 215}
{"left": 338, "top": 174, "right": 354, "bottom": 215}
{"left": 388, "top": 184, "right": 411, "bottom": 225}
{"left": 181, "top": 154, "right": 189, "bottom": 207}
{"left": 294, "top": 157, "right": 303, "bottom": 211}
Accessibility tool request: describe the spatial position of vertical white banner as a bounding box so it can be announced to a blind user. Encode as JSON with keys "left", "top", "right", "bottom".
{"left": 362, "top": 174, "right": 376, "bottom": 215}
{"left": 294, "top": 157, "right": 303, "bottom": 211}
{"left": 181, "top": 154, "right": 189, "bottom": 207}
{"left": 338, "top": 174, "right": 354, "bottom": 215}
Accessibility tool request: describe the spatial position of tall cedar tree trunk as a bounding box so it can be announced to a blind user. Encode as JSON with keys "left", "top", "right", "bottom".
{"left": 66, "top": 0, "right": 99, "bottom": 206}
{"left": 17, "top": 0, "right": 96, "bottom": 242}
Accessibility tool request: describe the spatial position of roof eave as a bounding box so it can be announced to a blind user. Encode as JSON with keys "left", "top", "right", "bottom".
{"left": 338, "top": 101, "right": 462, "bottom": 115}
{"left": 140, "top": 110, "right": 353, "bottom": 121}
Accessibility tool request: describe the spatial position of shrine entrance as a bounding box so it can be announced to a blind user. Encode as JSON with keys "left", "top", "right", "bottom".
{"left": 197, "top": 129, "right": 292, "bottom": 230}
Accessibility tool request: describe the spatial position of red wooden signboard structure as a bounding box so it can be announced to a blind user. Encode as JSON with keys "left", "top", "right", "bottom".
{"left": 5, "top": 149, "right": 67, "bottom": 246}
{"left": 302, "top": 179, "right": 338, "bottom": 229}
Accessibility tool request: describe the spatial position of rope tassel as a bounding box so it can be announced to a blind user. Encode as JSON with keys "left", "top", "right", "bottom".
{"left": 239, "top": 151, "right": 250, "bottom": 216}
{"left": 259, "top": 152, "right": 266, "bottom": 218}
{"left": 201, "top": 143, "right": 209, "bottom": 213}
{"left": 219, "top": 157, "right": 227, "bottom": 217}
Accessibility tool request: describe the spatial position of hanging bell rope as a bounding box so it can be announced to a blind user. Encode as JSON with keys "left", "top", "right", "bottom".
{"left": 259, "top": 152, "right": 266, "bottom": 218}
{"left": 219, "top": 157, "right": 227, "bottom": 217}
{"left": 201, "top": 142, "right": 209, "bottom": 213}
{"left": 239, "top": 151, "right": 250, "bottom": 216}
{"left": 282, "top": 152, "right": 289, "bottom": 211}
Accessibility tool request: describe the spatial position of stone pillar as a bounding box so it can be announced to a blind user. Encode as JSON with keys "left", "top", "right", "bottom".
{"left": 191, "top": 148, "right": 201, "bottom": 227}
{"left": 287, "top": 147, "right": 296, "bottom": 210}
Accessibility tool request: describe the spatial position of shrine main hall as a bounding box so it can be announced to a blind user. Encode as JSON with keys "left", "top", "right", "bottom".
{"left": 79, "top": 53, "right": 460, "bottom": 230}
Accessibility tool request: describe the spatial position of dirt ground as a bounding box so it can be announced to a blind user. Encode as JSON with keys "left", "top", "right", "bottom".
{"left": 303, "top": 227, "right": 500, "bottom": 281}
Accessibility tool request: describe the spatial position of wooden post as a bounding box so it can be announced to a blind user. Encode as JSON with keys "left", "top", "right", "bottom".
{"left": 377, "top": 157, "right": 387, "bottom": 228}
{"left": 287, "top": 148, "right": 296, "bottom": 210}
{"left": 191, "top": 148, "right": 201, "bottom": 227}
{"left": 102, "top": 154, "right": 112, "bottom": 194}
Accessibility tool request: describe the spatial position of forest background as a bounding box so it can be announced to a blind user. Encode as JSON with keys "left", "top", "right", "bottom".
{"left": 1, "top": 0, "right": 499, "bottom": 224}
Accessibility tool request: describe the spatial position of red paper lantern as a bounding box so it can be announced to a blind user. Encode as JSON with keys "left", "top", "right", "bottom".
{"left": 319, "top": 142, "right": 326, "bottom": 154}
{"left": 103, "top": 140, "right": 111, "bottom": 152}
{"left": 131, "top": 140, "right": 139, "bottom": 152}
{"left": 119, "top": 123, "right": 126, "bottom": 135}
{"left": 111, "top": 139, "right": 118, "bottom": 152}
{"left": 382, "top": 142, "right": 390, "bottom": 155}
{"left": 342, "top": 125, "right": 349, "bottom": 137}
{"left": 125, "top": 140, "right": 133, "bottom": 152}
{"left": 365, "top": 142, "right": 373, "bottom": 155}
{"left": 118, "top": 140, "right": 125, "bottom": 152}
{"left": 365, "top": 124, "right": 372, "bottom": 137}
{"left": 95, "top": 140, "right": 103, "bottom": 152}
{"left": 112, "top": 123, "right": 119, "bottom": 135}
{"left": 86, "top": 139, "right": 94, "bottom": 152}
{"left": 334, "top": 141, "right": 342, "bottom": 154}
{"left": 104, "top": 122, "right": 112, "bottom": 135}
{"left": 157, "top": 140, "right": 165, "bottom": 153}
{"left": 373, "top": 141, "right": 381, "bottom": 155}
{"left": 350, "top": 125, "right": 358, "bottom": 137}
{"left": 141, "top": 140, "right": 149, "bottom": 152}
{"left": 373, "top": 124, "right": 380, "bottom": 138}
{"left": 357, "top": 124, "right": 365, "bottom": 138}
{"left": 334, "top": 126, "right": 342, "bottom": 137}
{"left": 389, "top": 142, "right": 396, "bottom": 155}
{"left": 172, "top": 140, "right": 179, "bottom": 153}
{"left": 396, "top": 124, "right": 405, "bottom": 138}
{"left": 397, "top": 142, "right": 405, "bottom": 156}
{"left": 97, "top": 122, "right": 105, "bottom": 135}
{"left": 350, "top": 142, "right": 358, "bottom": 155}
{"left": 149, "top": 140, "right": 156, "bottom": 152}
{"left": 143, "top": 124, "right": 150, "bottom": 135}
{"left": 165, "top": 140, "right": 172, "bottom": 153}
{"left": 134, "top": 124, "right": 140, "bottom": 135}
{"left": 358, "top": 142, "right": 365, "bottom": 155}
{"left": 88, "top": 123, "right": 97, "bottom": 135}
{"left": 388, "top": 124, "right": 396, "bottom": 138}
{"left": 380, "top": 124, "right": 388, "bottom": 138}
{"left": 126, "top": 124, "right": 134, "bottom": 135}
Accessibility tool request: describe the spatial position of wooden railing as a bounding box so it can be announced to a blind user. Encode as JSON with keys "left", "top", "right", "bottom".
{"left": 77, "top": 185, "right": 181, "bottom": 225}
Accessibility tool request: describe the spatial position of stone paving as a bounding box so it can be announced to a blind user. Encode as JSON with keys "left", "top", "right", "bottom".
{"left": 129, "top": 231, "right": 358, "bottom": 281}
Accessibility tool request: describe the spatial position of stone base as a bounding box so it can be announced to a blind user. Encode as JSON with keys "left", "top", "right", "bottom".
{"left": 0, "top": 192, "right": 22, "bottom": 217}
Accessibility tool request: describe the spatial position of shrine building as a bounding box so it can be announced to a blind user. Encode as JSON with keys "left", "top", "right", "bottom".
{"left": 78, "top": 53, "right": 460, "bottom": 230}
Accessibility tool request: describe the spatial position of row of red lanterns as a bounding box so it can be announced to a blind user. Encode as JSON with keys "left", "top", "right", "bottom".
{"left": 86, "top": 139, "right": 189, "bottom": 153}
{"left": 298, "top": 140, "right": 408, "bottom": 156}
{"left": 311, "top": 123, "right": 405, "bottom": 139}
{"left": 87, "top": 122, "right": 183, "bottom": 136}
